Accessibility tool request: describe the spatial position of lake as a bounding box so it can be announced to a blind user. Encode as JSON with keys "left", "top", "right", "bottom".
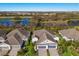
{"left": 0, "top": 18, "right": 30, "bottom": 27}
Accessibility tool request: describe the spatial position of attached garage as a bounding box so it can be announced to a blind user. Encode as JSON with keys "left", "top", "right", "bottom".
{"left": 48, "top": 45, "right": 56, "bottom": 48}
{"left": 38, "top": 46, "right": 46, "bottom": 48}
{"left": 37, "top": 45, "right": 47, "bottom": 49}
{"left": 48, "top": 43, "right": 57, "bottom": 49}
{"left": 37, "top": 44, "right": 57, "bottom": 49}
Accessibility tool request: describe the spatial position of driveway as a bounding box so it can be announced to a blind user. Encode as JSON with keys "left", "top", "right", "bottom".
{"left": 8, "top": 49, "right": 19, "bottom": 56}
{"left": 38, "top": 49, "right": 47, "bottom": 56}
{"left": 48, "top": 48, "right": 59, "bottom": 56}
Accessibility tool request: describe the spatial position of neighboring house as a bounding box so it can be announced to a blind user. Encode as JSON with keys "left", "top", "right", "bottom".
{"left": 0, "top": 25, "right": 30, "bottom": 56}
{"left": 32, "top": 29, "right": 59, "bottom": 50}
{"left": 0, "top": 30, "right": 7, "bottom": 43}
{"left": 6, "top": 28, "right": 30, "bottom": 41}
{"left": 0, "top": 43, "right": 10, "bottom": 56}
{"left": 5, "top": 25, "right": 30, "bottom": 56}
{"left": 0, "top": 37, "right": 5, "bottom": 43}
{"left": 68, "top": 19, "right": 79, "bottom": 26}
{"left": 5, "top": 32, "right": 23, "bottom": 56}
{"left": 0, "top": 30, "right": 10, "bottom": 56}
{"left": 59, "top": 29, "right": 79, "bottom": 41}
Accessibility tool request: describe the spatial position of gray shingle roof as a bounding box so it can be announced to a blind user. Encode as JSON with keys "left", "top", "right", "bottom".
{"left": 15, "top": 24, "right": 30, "bottom": 37}
{"left": 5, "top": 35, "right": 22, "bottom": 45}
{"left": 6, "top": 29, "right": 30, "bottom": 40}
{"left": 5, "top": 26, "right": 29, "bottom": 45}
{"left": 0, "top": 37, "right": 5, "bottom": 43}
{"left": 59, "top": 29, "right": 79, "bottom": 40}
{"left": 18, "top": 28, "right": 30, "bottom": 37}
{"left": 0, "top": 30, "right": 7, "bottom": 39}
{"left": 32, "top": 29, "right": 56, "bottom": 44}
{"left": 14, "top": 33, "right": 23, "bottom": 45}
{"left": 6, "top": 32, "right": 24, "bottom": 45}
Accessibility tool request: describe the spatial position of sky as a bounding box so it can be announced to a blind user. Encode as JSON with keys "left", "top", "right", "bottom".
{"left": 0, "top": 3, "right": 79, "bottom": 11}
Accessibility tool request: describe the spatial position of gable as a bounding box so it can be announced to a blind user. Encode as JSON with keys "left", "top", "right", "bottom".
{"left": 40, "top": 39, "right": 55, "bottom": 44}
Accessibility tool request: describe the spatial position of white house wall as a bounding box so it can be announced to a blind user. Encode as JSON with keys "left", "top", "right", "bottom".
{"left": 54, "top": 37, "right": 59, "bottom": 41}
{"left": 32, "top": 37, "right": 38, "bottom": 43}
{"left": 22, "top": 37, "right": 28, "bottom": 41}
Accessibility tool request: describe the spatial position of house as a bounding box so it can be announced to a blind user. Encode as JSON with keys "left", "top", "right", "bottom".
{"left": 59, "top": 29, "right": 79, "bottom": 41}
{"left": 68, "top": 19, "right": 79, "bottom": 26}
{"left": 0, "top": 30, "right": 7, "bottom": 43}
{"left": 7, "top": 25, "right": 30, "bottom": 41}
{"left": 0, "top": 43, "right": 10, "bottom": 56}
{"left": 0, "top": 30, "right": 10, "bottom": 56}
{"left": 5, "top": 32, "right": 23, "bottom": 56}
{"left": 32, "top": 29, "right": 59, "bottom": 50}
{"left": 5, "top": 25, "right": 30, "bottom": 56}
{"left": 0, "top": 37, "right": 5, "bottom": 43}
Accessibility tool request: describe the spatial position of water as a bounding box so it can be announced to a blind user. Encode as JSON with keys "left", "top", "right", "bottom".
{"left": 0, "top": 18, "right": 14, "bottom": 27}
{"left": 0, "top": 18, "right": 29, "bottom": 27}
{"left": 20, "top": 18, "right": 29, "bottom": 26}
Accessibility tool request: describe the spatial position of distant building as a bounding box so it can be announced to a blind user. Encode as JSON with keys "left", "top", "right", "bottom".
{"left": 59, "top": 29, "right": 79, "bottom": 41}
{"left": 68, "top": 19, "right": 79, "bottom": 26}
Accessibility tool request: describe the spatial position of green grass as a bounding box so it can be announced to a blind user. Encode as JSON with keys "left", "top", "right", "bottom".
{"left": 17, "top": 31, "right": 37, "bottom": 56}
{"left": 57, "top": 34, "right": 79, "bottom": 56}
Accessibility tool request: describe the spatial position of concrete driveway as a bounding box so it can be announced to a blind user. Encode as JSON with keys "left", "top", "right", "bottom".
{"left": 38, "top": 49, "right": 47, "bottom": 56}
{"left": 48, "top": 48, "right": 59, "bottom": 56}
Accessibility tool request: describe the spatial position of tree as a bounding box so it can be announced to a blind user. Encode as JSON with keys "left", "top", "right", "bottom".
{"left": 25, "top": 42, "right": 36, "bottom": 56}
{"left": 17, "top": 31, "right": 37, "bottom": 56}
{"left": 58, "top": 35, "right": 79, "bottom": 56}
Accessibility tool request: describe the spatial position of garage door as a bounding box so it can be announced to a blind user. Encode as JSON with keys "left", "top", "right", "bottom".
{"left": 48, "top": 48, "right": 59, "bottom": 56}
{"left": 38, "top": 46, "right": 46, "bottom": 49}
{"left": 48, "top": 45, "right": 56, "bottom": 48}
